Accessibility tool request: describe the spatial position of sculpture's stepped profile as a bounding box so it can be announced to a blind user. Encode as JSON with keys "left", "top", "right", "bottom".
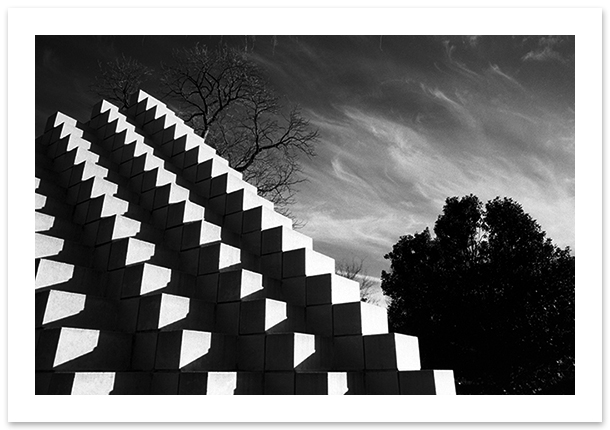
{"left": 35, "top": 90, "right": 456, "bottom": 395}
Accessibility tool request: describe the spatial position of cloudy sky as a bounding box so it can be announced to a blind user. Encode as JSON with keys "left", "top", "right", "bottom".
{"left": 35, "top": 35, "right": 575, "bottom": 291}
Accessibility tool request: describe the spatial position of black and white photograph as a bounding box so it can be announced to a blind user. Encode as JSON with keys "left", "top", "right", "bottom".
{"left": 6, "top": 5, "right": 601, "bottom": 423}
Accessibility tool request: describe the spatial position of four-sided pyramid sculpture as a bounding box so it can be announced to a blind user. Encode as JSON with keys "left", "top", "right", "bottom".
{"left": 35, "top": 90, "right": 456, "bottom": 395}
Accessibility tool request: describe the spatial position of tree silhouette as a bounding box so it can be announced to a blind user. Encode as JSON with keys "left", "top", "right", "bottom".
{"left": 381, "top": 195, "right": 574, "bottom": 394}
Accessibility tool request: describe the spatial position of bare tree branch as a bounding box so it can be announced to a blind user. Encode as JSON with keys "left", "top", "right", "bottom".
{"left": 92, "top": 44, "right": 318, "bottom": 220}
{"left": 336, "top": 257, "right": 378, "bottom": 303}
{"left": 90, "top": 54, "right": 153, "bottom": 110}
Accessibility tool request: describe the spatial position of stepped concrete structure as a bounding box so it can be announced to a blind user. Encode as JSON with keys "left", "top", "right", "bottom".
{"left": 35, "top": 91, "right": 456, "bottom": 395}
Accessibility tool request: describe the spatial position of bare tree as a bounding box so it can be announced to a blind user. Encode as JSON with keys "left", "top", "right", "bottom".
{"left": 336, "top": 257, "right": 378, "bottom": 303}
{"left": 91, "top": 54, "right": 153, "bottom": 110}
{"left": 161, "top": 44, "right": 318, "bottom": 215}
{"left": 92, "top": 45, "right": 318, "bottom": 218}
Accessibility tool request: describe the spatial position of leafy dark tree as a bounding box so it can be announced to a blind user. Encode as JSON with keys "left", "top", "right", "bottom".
{"left": 381, "top": 195, "right": 574, "bottom": 394}
{"left": 91, "top": 54, "right": 154, "bottom": 110}
{"left": 92, "top": 44, "right": 318, "bottom": 218}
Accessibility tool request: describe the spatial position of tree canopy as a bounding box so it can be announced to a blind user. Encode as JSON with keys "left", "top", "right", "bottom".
{"left": 381, "top": 195, "right": 575, "bottom": 394}
{"left": 91, "top": 45, "right": 318, "bottom": 219}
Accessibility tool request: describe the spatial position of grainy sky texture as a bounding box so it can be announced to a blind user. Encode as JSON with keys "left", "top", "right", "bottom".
{"left": 36, "top": 35, "right": 575, "bottom": 289}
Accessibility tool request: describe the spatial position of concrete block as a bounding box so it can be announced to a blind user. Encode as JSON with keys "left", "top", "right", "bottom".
{"left": 207, "top": 372, "right": 238, "bottom": 395}
{"left": 363, "top": 333, "right": 420, "bottom": 371}
{"left": 261, "top": 226, "right": 313, "bottom": 255}
{"left": 210, "top": 172, "right": 254, "bottom": 198}
{"left": 36, "top": 259, "right": 106, "bottom": 297}
{"left": 35, "top": 289, "right": 119, "bottom": 331}
{"left": 45, "top": 111, "right": 78, "bottom": 133}
{"left": 281, "top": 277, "right": 306, "bottom": 306}
{"left": 223, "top": 211, "right": 242, "bottom": 234}
{"left": 136, "top": 293, "right": 215, "bottom": 332}
{"left": 264, "top": 372, "right": 294, "bottom": 395}
{"left": 129, "top": 90, "right": 154, "bottom": 113}
{"left": 68, "top": 161, "right": 108, "bottom": 187}
{"left": 153, "top": 183, "right": 190, "bottom": 210}
{"left": 131, "top": 332, "right": 158, "bottom": 370}
{"left": 92, "top": 242, "right": 112, "bottom": 271}
{"left": 305, "top": 304, "right": 333, "bottom": 337}
{"left": 333, "top": 302, "right": 388, "bottom": 336}
{"left": 295, "top": 372, "right": 328, "bottom": 395}
{"left": 139, "top": 105, "right": 158, "bottom": 127}
{"left": 108, "top": 237, "right": 156, "bottom": 270}
{"left": 111, "top": 372, "right": 153, "bottom": 395}
{"left": 178, "top": 372, "right": 240, "bottom": 395}
{"left": 295, "top": 372, "right": 349, "bottom": 395}
{"left": 120, "top": 262, "right": 172, "bottom": 297}
{"left": 43, "top": 373, "right": 75, "bottom": 395}
{"left": 239, "top": 299, "right": 287, "bottom": 334}
{"left": 85, "top": 194, "right": 129, "bottom": 222}
{"left": 233, "top": 372, "right": 264, "bottom": 395}
{"left": 195, "top": 273, "right": 218, "bottom": 302}
{"left": 36, "top": 327, "right": 132, "bottom": 371}
{"left": 242, "top": 206, "right": 292, "bottom": 233}
{"left": 54, "top": 146, "right": 99, "bottom": 173}
{"left": 237, "top": 334, "right": 265, "bottom": 371}
{"left": 182, "top": 145, "right": 210, "bottom": 170}
{"left": 155, "top": 330, "right": 237, "bottom": 371}
{"left": 35, "top": 372, "right": 53, "bottom": 395}
{"left": 95, "top": 214, "right": 141, "bottom": 245}
{"left": 118, "top": 141, "right": 154, "bottom": 167}
{"left": 151, "top": 372, "right": 179, "bottom": 394}
{"left": 35, "top": 233, "right": 90, "bottom": 267}
{"left": 398, "top": 370, "right": 456, "bottom": 395}
{"left": 196, "top": 158, "right": 231, "bottom": 183}
{"left": 180, "top": 247, "right": 199, "bottom": 275}
{"left": 283, "top": 248, "right": 335, "bottom": 279}
{"left": 35, "top": 192, "right": 47, "bottom": 210}
{"left": 178, "top": 372, "right": 208, "bottom": 395}
{"left": 181, "top": 220, "right": 222, "bottom": 250}
{"left": 215, "top": 302, "right": 240, "bottom": 335}
{"left": 332, "top": 335, "right": 365, "bottom": 371}
{"left": 198, "top": 243, "right": 241, "bottom": 275}
{"left": 241, "top": 231, "right": 261, "bottom": 255}
{"left": 170, "top": 151, "right": 186, "bottom": 170}
{"left": 217, "top": 269, "right": 263, "bottom": 303}
{"left": 71, "top": 372, "right": 117, "bottom": 395}
{"left": 91, "top": 99, "right": 120, "bottom": 120}
{"left": 225, "top": 188, "right": 271, "bottom": 215}
{"left": 260, "top": 252, "right": 282, "bottom": 279}
{"left": 306, "top": 274, "right": 360, "bottom": 305}
{"left": 365, "top": 371, "right": 400, "bottom": 395}
{"left": 166, "top": 200, "right": 204, "bottom": 228}
{"left": 48, "top": 134, "right": 90, "bottom": 162}
{"left": 140, "top": 167, "right": 175, "bottom": 193}
{"left": 70, "top": 177, "right": 117, "bottom": 205}
{"left": 165, "top": 225, "right": 185, "bottom": 250}
{"left": 264, "top": 333, "right": 316, "bottom": 371}
{"left": 208, "top": 194, "right": 227, "bottom": 215}
{"left": 35, "top": 233, "right": 64, "bottom": 260}
{"left": 130, "top": 153, "right": 164, "bottom": 178}
{"left": 35, "top": 289, "right": 85, "bottom": 326}
{"left": 34, "top": 258, "right": 73, "bottom": 289}
{"left": 345, "top": 372, "right": 367, "bottom": 395}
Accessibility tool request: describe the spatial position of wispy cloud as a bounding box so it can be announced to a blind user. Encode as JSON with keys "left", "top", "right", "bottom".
{"left": 522, "top": 36, "right": 570, "bottom": 64}
{"left": 488, "top": 64, "right": 526, "bottom": 91}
